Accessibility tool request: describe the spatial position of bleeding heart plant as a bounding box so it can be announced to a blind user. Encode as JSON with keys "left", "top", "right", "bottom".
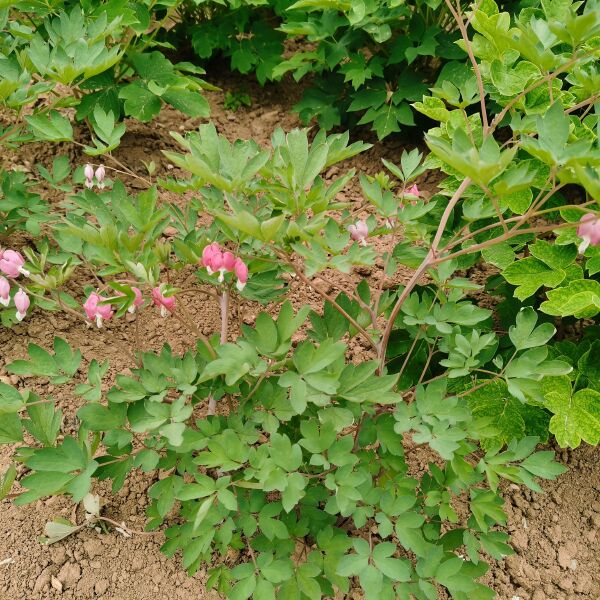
{"left": 0, "top": 1, "right": 598, "bottom": 600}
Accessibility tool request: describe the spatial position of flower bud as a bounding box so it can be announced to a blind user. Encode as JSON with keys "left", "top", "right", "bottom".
{"left": 95, "top": 165, "right": 106, "bottom": 189}
{"left": 151, "top": 286, "right": 175, "bottom": 317}
{"left": 201, "top": 243, "right": 221, "bottom": 275}
{"left": 0, "top": 276, "right": 10, "bottom": 307}
{"left": 0, "top": 249, "right": 29, "bottom": 277}
{"left": 84, "top": 164, "right": 94, "bottom": 189}
{"left": 404, "top": 184, "right": 420, "bottom": 206}
{"left": 83, "top": 292, "right": 114, "bottom": 328}
{"left": 406, "top": 183, "right": 420, "bottom": 197}
{"left": 14, "top": 289, "right": 30, "bottom": 322}
{"left": 83, "top": 293, "right": 99, "bottom": 320}
{"left": 222, "top": 251, "right": 236, "bottom": 272}
{"left": 234, "top": 258, "right": 249, "bottom": 291}
{"left": 577, "top": 213, "right": 600, "bottom": 253}
{"left": 130, "top": 287, "right": 144, "bottom": 313}
{"left": 209, "top": 251, "right": 225, "bottom": 282}
{"left": 348, "top": 220, "right": 369, "bottom": 246}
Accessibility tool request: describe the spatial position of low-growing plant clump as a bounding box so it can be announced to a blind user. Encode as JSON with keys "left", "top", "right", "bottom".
{"left": 1, "top": 1, "right": 599, "bottom": 599}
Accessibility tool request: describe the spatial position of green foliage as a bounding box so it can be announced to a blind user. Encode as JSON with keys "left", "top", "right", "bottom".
{"left": 0, "top": 169, "right": 53, "bottom": 236}
{"left": 542, "top": 376, "right": 600, "bottom": 448}
{"left": 0, "top": 3, "right": 213, "bottom": 153}
{"left": 540, "top": 338, "right": 600, "bottom": 448}
{"left": 402, "top": 0, "right": 600, "bottom": 450}
{"left": 172, "top": 0, "right": 466, "bottom": 138}
{"left": 415, "top": 0, "right": 600, "bottom": 319}
{"left": 6, "top": 337, "right": 81, "bottom": 384}
{"left": 224, "top": 90, "right": 252, "bottom": 112}
{"left": 1, "top": 0, "right": 599, "bottom": 598}
{"left": 1, "top": 327, "right": 566, "bottom": 598}
{"left": 0, "top": 112, "right": 585, "bottom": 599}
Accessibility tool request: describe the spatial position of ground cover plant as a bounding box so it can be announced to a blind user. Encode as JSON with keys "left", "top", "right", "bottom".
{"left": 172, "top": 0, "right": 468, "bottom": 138}
{"left": 0, "top": 0, "right": 599, "bottom": 599}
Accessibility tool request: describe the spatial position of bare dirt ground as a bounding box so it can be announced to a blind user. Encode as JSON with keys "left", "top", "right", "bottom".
{"left": 1, "top": 76, "right": 599, "bottom": 599}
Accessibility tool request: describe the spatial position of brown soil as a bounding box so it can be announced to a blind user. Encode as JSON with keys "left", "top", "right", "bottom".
{"left": 1, "top": 76, "right": 599, "bottom": 600}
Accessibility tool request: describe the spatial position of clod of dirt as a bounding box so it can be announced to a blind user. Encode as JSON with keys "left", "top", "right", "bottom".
{"left": 83, "top": 539, "right": 104, "bottom": 559}
{"left": 57, "top": 561, "right": 82, "bottom": 589}
{"left": 95, "top": 579, "right": 110, "bottom": 595}
{"left": 51, "top": 575, "right": 63, "bottom": 592}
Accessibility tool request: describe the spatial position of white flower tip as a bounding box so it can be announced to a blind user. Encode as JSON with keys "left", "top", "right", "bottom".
{"left": 95, "top": 315, "right": 103, "bottom": 328}
{"left": 127, "top": 305, "right": 135, "bottom": 314}
{"left": 236, "top": 280, "right": 246, "bottom": 292}
{"left": 20, "top": 268, "right": 29, "bottom": 277}
{"left": 160, "top": 305, "right": 168, "bottom": 318}
{"left": 16, "top": 311, "right": 25, "bottom": 322}
{"left": 206, "top": 267, "right": 214, "bottom": 275}
{"left": 578, "top": 238, "right": 590, "bottom": 254}
{"left": 0, "top": 297, "right": 9, "bottom": 307}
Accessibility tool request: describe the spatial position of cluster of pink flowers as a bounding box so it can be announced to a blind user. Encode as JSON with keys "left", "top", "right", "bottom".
{"left": 577, "top": 213, "right": 600, "bottom": 253}
{"left": 0, "top": 249, "right": 30, "bottom": 321}
{"left": 84, "top": 164, "right": 106, "bottom": 190}
{"left": 201, "top": 243, "right": 249, "bottom": 291}
{"left": 83, "top": 285, "right": 173, "bottom": 327}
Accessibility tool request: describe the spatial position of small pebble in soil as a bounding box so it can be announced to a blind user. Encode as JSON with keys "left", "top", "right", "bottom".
{"left": 569, "top": 559, "right": 577, "bottom": 571}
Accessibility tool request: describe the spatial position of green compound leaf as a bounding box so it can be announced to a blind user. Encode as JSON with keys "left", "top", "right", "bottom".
{"left": 540, "top": 279, "right": 600, "bottom": 318}
{"left": 468, "top": 380, "right": 549, "bottom": 450}
{"left": 0, "top": 464, "right": 16, "bottom": 501}
{"left": 529, "top": 240, "right": 577, "bottom": 271}
{"left": 6, "top": 338, "right": 81, "bottom": 384}
{"left": 543, "top": 376, "right": 600, "bottom": 448}
{"left": 119, "top": 82, "right": 161, "bottom": 122}
{"left": 0, "top": 413, "right": 23, "bottom": 444}
{"left": 0, "top": 382, "right": 25, "bottom": 414}
{"left": 281, "top": 472, "right": 306, "bottom": 512}
{"left": 508, "top": 307, "right": 555, "bottom": 351}
{"left": 520, "top": 451, "right": 567, "bottom": 480}
{"left": 162, "top": 89, "right": 210, "bottom": 118}
{"left": 585, "top": 247, "right": 600, "bottom": 276}
{"left": 481, "top": 241, "right": 515, "bottom": 269}
{"left": 470, "top": 488, "right": 507, "bottom": 532}
{"left": 502, "top": 257, "right": 565, "bottom": 300}
{"left": 77, "top": 402, "right": 127, "bottom": 431}
{"left": 504, "top": 188, "right": 532, "bottom": 214}
{"left": 372, "top": 542, "right": 412, "bottom": 581}
{"left": 577, "top": 341, "right": 600, "bottom": 392}
{"left": 23, "top": 399, "right": 62, "bottom": 446}
{"left": 25, "top": 110, "right": 73, "bottom": 142}
{"left": 228, "top": 574, "right": 256, "bottom": 600}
